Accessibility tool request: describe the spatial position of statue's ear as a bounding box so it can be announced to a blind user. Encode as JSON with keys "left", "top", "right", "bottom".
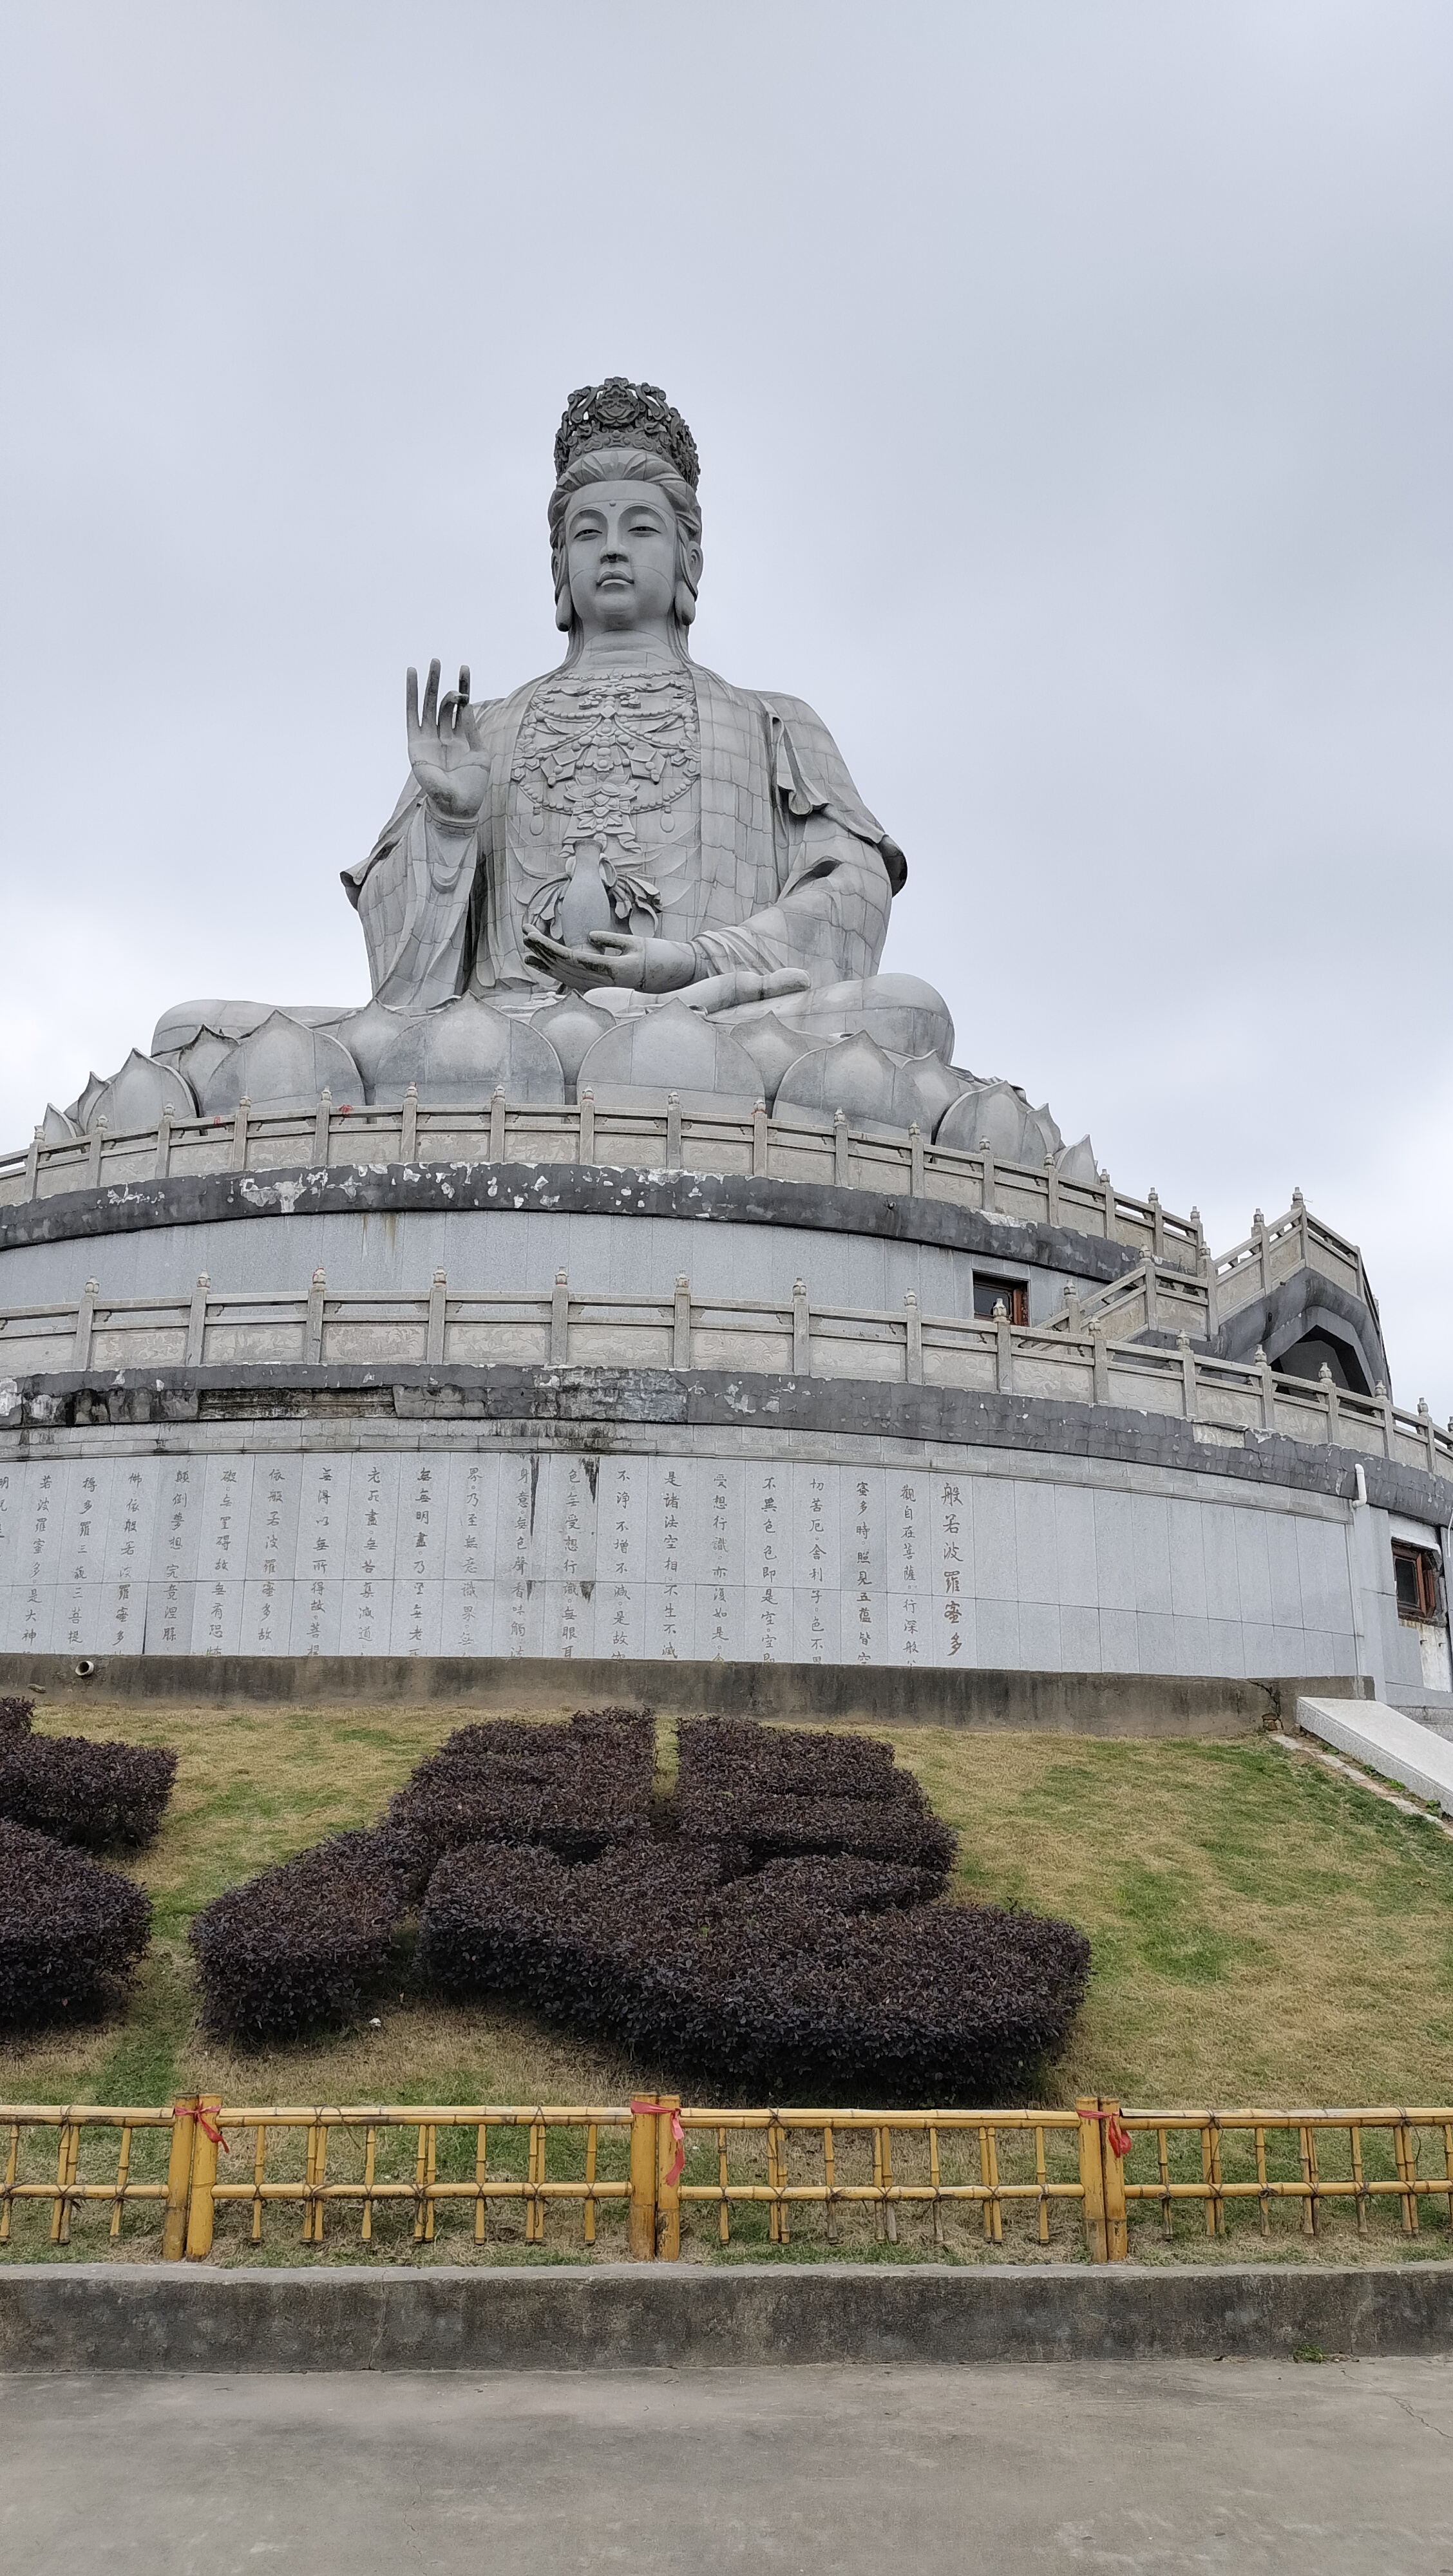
{"left": 673, "top": 579, "right": 698, "bottom": 627}
{"left": 555, "top": 578, "right": 574, "bottom": 633}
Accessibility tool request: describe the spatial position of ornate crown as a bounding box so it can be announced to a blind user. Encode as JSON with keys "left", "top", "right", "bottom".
{"left": 554, "top": 379, "right": 700, "bottom": 490}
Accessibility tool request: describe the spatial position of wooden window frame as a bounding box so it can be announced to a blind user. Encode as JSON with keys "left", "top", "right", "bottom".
{"left": 1392, "top": 1542, "right": 1441, "bottom": 1624}
{"left": 973, "top": 1276, "right": 1029, "bottom": 1327}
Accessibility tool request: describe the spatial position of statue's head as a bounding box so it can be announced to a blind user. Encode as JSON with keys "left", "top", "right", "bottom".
{"left": 549, "top": 379, "right": 703, "bottom": 656}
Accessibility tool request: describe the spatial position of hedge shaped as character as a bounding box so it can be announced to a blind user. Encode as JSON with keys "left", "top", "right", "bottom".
{"left": 385, "top": 1708, "right": 655, "bottom": 1881}
{"left": 0, "top": 1820, "right": 152, "bottom": 2030}
{"left": 674, "top": 1719, "right": 957, "bottom": 1888}
{"left": 188, "top": 1712, "right": 656, "bottom": 2040}
{"left": 188, "top": 1828, "right": 412, "bottom": 2043}
{"left": 418, "top": 1836, "right": 1090, "bottom": 2103}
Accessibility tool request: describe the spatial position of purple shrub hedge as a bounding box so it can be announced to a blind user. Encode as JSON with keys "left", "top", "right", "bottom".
{"left": 0, "top": 1821, "right": 152, "bottom": 2029}
{"left": 0, "top": 1734, "right": 177, "bottom": 1852}
{"left": 417, "top": 1835, "right": 1089, "bottom": 2103}
{"left": 674, "top": 1720, "right": 957, "bottom": 1889}
{"left": 385, "top": 1708, "right": 654, "bottom": 1881}
{"left": 189, "top": 1828, "right": 411, "bottom": 2043}
{"left": 0, "top": 1696, "right": 35, "bottom": 1738}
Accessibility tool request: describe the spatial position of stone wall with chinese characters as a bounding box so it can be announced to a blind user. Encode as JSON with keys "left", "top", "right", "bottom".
{"left": 0, "top": 1426, "right": 1391, "bottom": 1681}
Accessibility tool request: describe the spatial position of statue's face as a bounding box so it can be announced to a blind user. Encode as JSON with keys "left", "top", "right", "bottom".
{"left": 563, "top": 479, "right": 679, "bottom": 634}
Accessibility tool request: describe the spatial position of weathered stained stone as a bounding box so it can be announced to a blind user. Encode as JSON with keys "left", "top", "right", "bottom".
{"left": 726, "top": 1010, "right": 817, "bottom": 1110}
{"left": 938, "top": 1080, "right": 1061, "bottom": 1163}
{"left": 898, "top": 1054, "right": 969, "bottom": 1140}
{"left": 529, "top": 996, "right": 615, "bottom": 1097}
{"left": 576, "top": 1001, "right": 761, "bottom": 1117}
{"left": 1056, "top": 1136, "right": 1100, "bottom": 1187}
{"left": 372, "top": 999, "right": 566, "bottom": 1106}
{"left": 200, "top": 1014, "right": 365, "bottom": 1115}
{"left": 334, "top": 998, "right": 421, "bottom": 1101}
{"left": 90, "top": 1050, "right": 197, "bottom": 1133}
{"left": 757, "top": 973, "right": 954, "bottom": 1065}
{"left": 774, "top": 1032, "right": 927, "bottom": 1134}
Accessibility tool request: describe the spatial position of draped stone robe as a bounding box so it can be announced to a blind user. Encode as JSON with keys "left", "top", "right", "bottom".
{"left": 342, "top": 661, "right": 906, "bottom": 1017}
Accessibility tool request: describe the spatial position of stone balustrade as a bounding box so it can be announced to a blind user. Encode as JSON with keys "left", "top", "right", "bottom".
{"left": 3, "top": 1266, "right": 1448, "bottom": 1477}
{"left": 0, "top": 1092, "right": 1206, "bottom": 1274}
{"left": 1212, "top": 1189, "right": 1372, "bottom": 1325}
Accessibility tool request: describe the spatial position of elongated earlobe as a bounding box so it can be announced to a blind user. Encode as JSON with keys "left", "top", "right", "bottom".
{"left": 555, "top": 580, "right": 574, "bottom": 632}
{"left": 674, "top": 578, "right": 697, "bottom": 627}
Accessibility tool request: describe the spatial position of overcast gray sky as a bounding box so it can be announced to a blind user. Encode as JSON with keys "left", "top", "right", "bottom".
{"left": 2, "top": 3, "right": 1450, "bottom": 1403}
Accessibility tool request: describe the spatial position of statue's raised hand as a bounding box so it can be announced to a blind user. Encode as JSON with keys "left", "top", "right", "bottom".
{"left": 406, "top": 659, "right": 488, "bottom": 824}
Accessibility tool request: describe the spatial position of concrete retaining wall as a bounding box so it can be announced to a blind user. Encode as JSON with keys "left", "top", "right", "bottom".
{"left": 1, "top": 2262, "right": 1448, "bottom": 2371}
{"left": 0, "top": 1650, "right": 1287, "bottom": 1732}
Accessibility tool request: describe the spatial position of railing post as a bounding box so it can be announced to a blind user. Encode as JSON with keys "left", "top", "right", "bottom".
{"left": 312, "top": 1087, "right": 332, "bottom": 1167}
{"left": 752, "top": 1097, "right": 768, "bottom": 1177}
{"left": 231, "top": 1096, "right": 250, "bottom": 1173}
{"left": 1294, "top": 1184, "right": 1309, "bottom": 1270}
{"left": 909, "top": 1121, "right": 924, "bottom": 1197}
{"left": 163, "top": 2099, "right": 198, "bottom": 2260}
{"left": 1419, "top": 1395, "right": 1436, "bottom": 1473}
{"left": 1148, "top": 1186, "right": 1164, "bottom": 1259}
{"left": 306, "top": 1266, "right": 326, "bottom": 1365}
{"left": 400, "top": 1081, "right": 419, "bottom": 1164}
{"left": 1076, "top": 2097, "right": 1109, "bottom": 2262}
{"left": 551, "top": 1267, "right": 569, "bottom": 1364}
{"left": 666, "top": 1090, "right": 682, "bottom": 1169}
{"left": 656, "top": 2095, "right": 682, "bottom": 2260}
{"left": 1257, "top": 1345, "right": 1277, "bottom": 1430}
{"left": 24, "top": 1124, "right": 41, "bottom": 1199}
{"left": 72, "top": 1278, "right": 98, "bottom": 1370}
{"left": 579, "top": 1086, "right": 595, "bottom": 1165}
{"left": 994, "top": 1298, "right": 1013, "bottom": 1395}
{"left": 426, "top": 1267, "right": 447, "bottom": 1367}
{"left": 1179, "top": 1331, "right": 1197, "bottom": 1420}
{"left": 1045, "top": 1153, "right": 1059, "bottom": 1226}
{"left": 88, "top": 1117, "right": 106, "bottom": 1187}
{"left": 904, "top": 1289, "right": 922, "bottom": 1384}
{"left": 1099, "top": 2100, "right": 1128, "bottom": 2260}
{"left": 1101, "top": 1171, "right": 1115, "bottom": 1240}
{"left": 628, "top": 2098, "right": 659, "bottom": 2260}
{"left": 1320, "top": 1362, "right": 1340, "bottom": 1445}
{"left": 1255, "top": 1207, "right": 1269, "bottom": 1293}
{"left": 1144, "top": 1261, "right": 1159, "bottom": 1332}
{"left": 980, "top": 1138, "right": 996, "bottom": 1214}
{"left": 672, "top": 1274, "right": 692, "bottom": 1369}
{"left": 154, "top": 1104, "right": 173, "bottom": 1182}
{"left": 792, "top": 1278, "right": 810, "bottom": 1375}
{"left": 489, "top": 1086, "right": 506, "bottom": 1161}
{"left": 184, "top": 2097, "right": 222, "bottom": 2259}
{"left": 1092, "top": 1322, "right": 1109, "bottom": 1406}
{"left": 833, "top": 1106, "right": 849, "bottom": 1188}
{"left": 185, "top": 1273, "right": 210, "bottom": 1368}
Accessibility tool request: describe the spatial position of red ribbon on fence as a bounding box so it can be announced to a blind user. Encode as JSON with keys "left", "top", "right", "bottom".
{"left": 630, "top": 2098, "right": 685, "bottom": 2188}
{"left": 175, "top": 2103, "right": 229, "bottom": 2154}
{"left": 1099, "top": 2111, "right": 1132, "bottom": 2160}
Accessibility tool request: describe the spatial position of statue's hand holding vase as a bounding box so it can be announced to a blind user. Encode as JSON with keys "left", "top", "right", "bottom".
{"left": 522, "top": 924, "right": 698, "bottom": 996}
{"left": 406, "top": 657, "right": 488, "bottom": 824}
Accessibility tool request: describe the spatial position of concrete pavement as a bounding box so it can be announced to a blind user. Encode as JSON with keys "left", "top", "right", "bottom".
{"left": 3, "top": 2358, "right": 1452, "bottom": 2574}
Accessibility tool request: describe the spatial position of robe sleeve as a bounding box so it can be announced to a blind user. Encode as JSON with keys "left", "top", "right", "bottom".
{"left": 689, "top": 694, "right": 902, "bottom": 989}
{"left": 342, "top": 775, "right": 484, "bottom": 1012}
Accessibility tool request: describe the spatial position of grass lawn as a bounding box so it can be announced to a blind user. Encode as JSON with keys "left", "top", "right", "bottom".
{"left": 3, "top": 1696, "right": 1450, "bottom": 2265}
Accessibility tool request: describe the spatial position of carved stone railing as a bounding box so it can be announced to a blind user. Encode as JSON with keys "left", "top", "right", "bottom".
{"left": 3, "top": 1269, "right": 1448, "bottom": 1479}
{"left": 1212, "top": 1189, "right": 1374, "bottom": 1329}
{"left": 0, "top": 1090, "right": 1207, "bottom": 1274}
{"left": 1044, "top": 1196, "right": 1379, "bottom": 1349}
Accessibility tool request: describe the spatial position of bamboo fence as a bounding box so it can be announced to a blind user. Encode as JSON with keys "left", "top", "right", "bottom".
{"left": 3, "top": 2096, "right": 1451, "bottom": 2263}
